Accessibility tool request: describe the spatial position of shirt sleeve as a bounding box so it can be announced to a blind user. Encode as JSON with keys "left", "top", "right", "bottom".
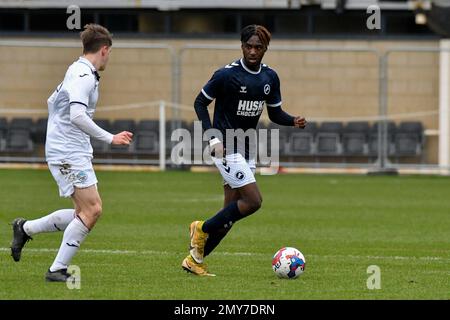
{"left": 66, "top": 71, "right": 95, "bottom": 107}
{"left": 70, "top": 103, "right": 114, "bottom": 144}
{"left": 201, "top": 68, "right": 226, "bottom": 101}
{"left": 194, "top": 91, "right": 213, "bottom": 131}
{"left": 266, "top": 70, "right": 282, "bottom": 107}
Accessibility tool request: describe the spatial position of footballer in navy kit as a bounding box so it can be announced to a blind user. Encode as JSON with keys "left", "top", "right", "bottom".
{"left": 182, "top": 25, "right": 307, "bottom": 276}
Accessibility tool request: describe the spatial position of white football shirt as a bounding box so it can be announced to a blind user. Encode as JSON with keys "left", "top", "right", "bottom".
{"left": 46, "top": 57, "right": 101, "bottom": 164}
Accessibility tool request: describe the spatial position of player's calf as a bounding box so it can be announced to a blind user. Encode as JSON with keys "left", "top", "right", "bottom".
{"left": 238, "top": 196, "right": 262, "bottom": 216}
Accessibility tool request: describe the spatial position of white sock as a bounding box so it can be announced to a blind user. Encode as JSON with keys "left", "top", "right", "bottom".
{"left": 23, "top": 209, "right": 75, "bottom": 236}
{"left": 49, "top": 218, "right": 89, "bottom": 272}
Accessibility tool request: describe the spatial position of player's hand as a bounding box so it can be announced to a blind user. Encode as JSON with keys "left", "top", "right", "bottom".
{"left": 209, "top": 137, "right": 224, "bottom": 158}
{"left": 294, "top": 117, "right": 307, "bottom": 129}
{"left": 112, "top": 131, "right": 133, "bottom": 145}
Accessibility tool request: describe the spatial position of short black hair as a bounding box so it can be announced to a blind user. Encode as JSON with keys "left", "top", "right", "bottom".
{"left": 240, "top": 25, "right": 271, "bottom": 48}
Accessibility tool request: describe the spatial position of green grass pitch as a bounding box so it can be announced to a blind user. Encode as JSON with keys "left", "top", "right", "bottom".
{"left": 0, "top": 168, "right": 449, "bottom": 299}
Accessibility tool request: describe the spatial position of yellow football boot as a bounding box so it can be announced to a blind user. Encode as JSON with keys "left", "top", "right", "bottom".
{"left": 182, "top": 254, "right": 216, "bottom": 277}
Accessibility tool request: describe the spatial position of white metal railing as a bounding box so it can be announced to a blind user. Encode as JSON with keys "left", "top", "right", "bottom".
{"left": 0, "top": 0, "right": 295, "bottom": 9}
{"left": 0, "top": 0, "right": 432, "bottom": 10}
{"left": 1, "top": 40, "right": 449, "bottom": 174}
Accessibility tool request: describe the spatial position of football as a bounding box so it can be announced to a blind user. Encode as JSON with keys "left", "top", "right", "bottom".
{"left": 272, "top": 247, "right": 306, "bottom": 279}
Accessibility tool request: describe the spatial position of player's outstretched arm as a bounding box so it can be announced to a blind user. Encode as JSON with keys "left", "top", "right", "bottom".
{"left": 267, "top": 106, "right": 306, "bottom": 129}
{"left": 70, "top": 102, "right": 114, "bottom": 143}
{"left": 70, "top": 102, "right": 133, "bottom": 145}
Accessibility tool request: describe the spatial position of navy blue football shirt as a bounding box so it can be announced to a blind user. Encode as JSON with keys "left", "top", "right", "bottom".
{"left": 201, "top": 58, "right": 282, "bottom": 158}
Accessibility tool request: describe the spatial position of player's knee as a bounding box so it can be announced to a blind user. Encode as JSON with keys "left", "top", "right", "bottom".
{"left": 89, "top": 203, "right": 103, "bottom": 219}
{"left": 255, "top": 197, "right": 263, "bottom": 211}
{"left": 247, "top": 197, "right": 262, "bottom": 214}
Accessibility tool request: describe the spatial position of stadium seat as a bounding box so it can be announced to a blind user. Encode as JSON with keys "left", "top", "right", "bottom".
{"left": 95, "top": 119, "right": 111, "bottom": 131}
{"left": 32, "top": 118, "right": 48, "bottom": 144}
{"left": 5, "top": 118, "right": 34, "bottom": 153}
{"left": 138, "top": 119, "right": 159, "bottom": 132}
{"left": 0, "top": 118, "right": 7, "bottom": 151}
{"left": 316, "top": 122, "right": 343, "bottom": 156}
{"left": 0, "top": 117, "right": 7, "bottom": 132}
{"left": 187, "top": 121, "right": 207, "bottom": 160}
{"left": 6, "top": 129, "right": 34, "bottom": 153}
{"left": 110, "top": 119, "right": 135, "bottom": 153}
{"left": 394, "top": 121, "right": 424, "bottom": 157}
{"left": 165, "top": 120, "right": 189, "bottom": 152}
{"left": 268, "top": 122, "right": 291, "bottom": 156}
{"left": 135, "top": 130, "right": 159, "bottom": 155}
{"left": 256, "top": 121, "right": 269, "bottom": 157}
{"left": 10, "top": 118, "right": 33, "bottom": 130}
{"left": 90, "top": 119, "right": 111, "bottom": 154}
{"left": 133, "top": 119, "right": 161, "bottom": 155}
{"left": 285, "top": 122, "right": 317, "bottom": 156}
{"left": 342, "top": 121, "right": 370, "bottom": 156}
{"left": 368, "top": 121, "right": 396, "bottom": 157}
{"left": 111, "top": 119, "right": 136, "bottom": 134}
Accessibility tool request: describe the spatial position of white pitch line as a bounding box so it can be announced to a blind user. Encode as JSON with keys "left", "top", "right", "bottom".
{"left": 0, "top": 248, "right": 448, "bottom": 262}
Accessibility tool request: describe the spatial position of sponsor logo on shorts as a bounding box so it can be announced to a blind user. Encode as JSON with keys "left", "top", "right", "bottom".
{"left": 76, "top": 171, "right": 88, "bottom": 183}
{"left": 65, "top": 170, "right": 88, "bottom": 184}
{"left": 59, "top": 163, "right": 72, "bottom": 176}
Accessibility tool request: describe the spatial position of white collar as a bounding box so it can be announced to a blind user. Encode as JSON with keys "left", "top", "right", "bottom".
{"left": 78, "top": 56, "right": 100, "bottom": 80}
{"left": 78, "top": 56, "right": 97, "bottom": 72}
{"left": 240, "top": 58, "right": 261, "bottom": 75}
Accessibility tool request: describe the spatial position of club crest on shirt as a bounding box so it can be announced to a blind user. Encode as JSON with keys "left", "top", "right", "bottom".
{"left": 264, "top": 84, "right": 270, "bottom": 95}
{"left": 240, "top": 86, "right": 247, "bottom": 93}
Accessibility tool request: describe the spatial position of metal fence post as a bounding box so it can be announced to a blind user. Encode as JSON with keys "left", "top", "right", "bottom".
{"left": 159, "top": 100, "right": 166, "bottom": 171}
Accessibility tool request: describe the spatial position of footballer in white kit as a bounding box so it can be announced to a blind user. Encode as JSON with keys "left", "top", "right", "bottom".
{"left": 46, "top": 55, "right": 106, "bottom": 197}
{"left": 10, "top": 24, "right": 133, "bottom": 282}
